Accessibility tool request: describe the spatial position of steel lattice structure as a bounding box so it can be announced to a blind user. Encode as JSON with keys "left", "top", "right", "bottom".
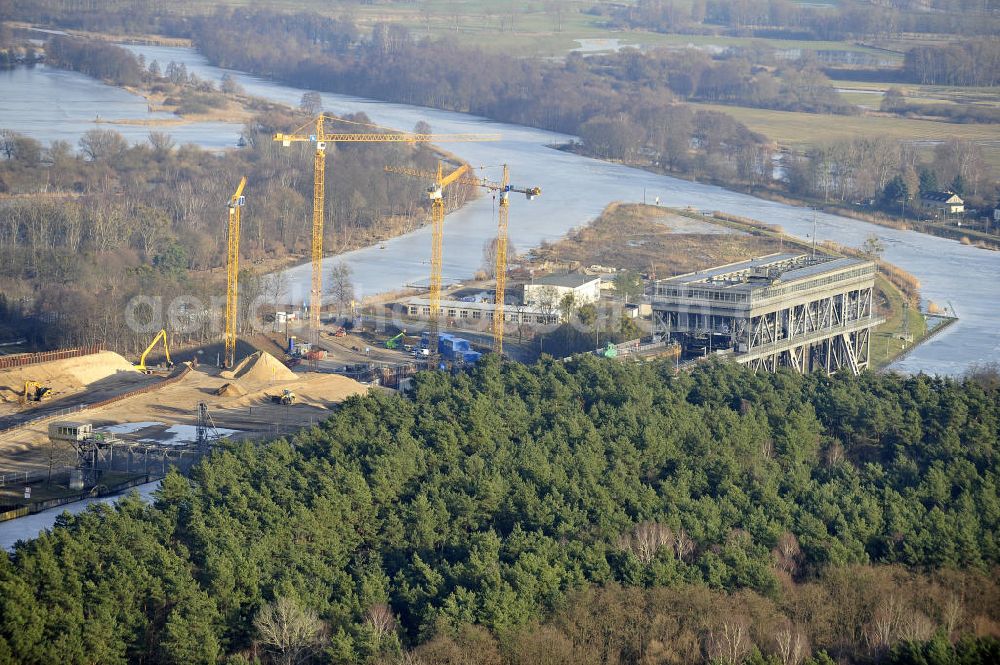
{"left": 652, "top": 253, "right": 882, "bottom": 375}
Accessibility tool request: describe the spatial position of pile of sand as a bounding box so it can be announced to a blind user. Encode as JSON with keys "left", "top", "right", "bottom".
{"left": 222, "top": 351, "right": 297, "bottom": 386}
{"left": 216, "top": 381, "right": 247, "bottom": 397}
{"left": 0, "top": 351, "right": 141, "bottom": 402}
{"left": 230, "top": 371, "right": 366, "bottom": 408}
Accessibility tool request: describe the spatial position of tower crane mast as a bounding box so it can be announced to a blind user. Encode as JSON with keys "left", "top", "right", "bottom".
{"left": 384, "top": 161, "right": 470, "bottom": 356}
{"left": 384, "top": 162, "right": 540, "bottom": 356}
{"left": 479, "top": 165, "right": 541, "bottom": 356}
{"left": 225, "top": 176, "right": 247, "bottom": 369}
{"left": 274, "top": 115, "right": 498, "bottom": 340}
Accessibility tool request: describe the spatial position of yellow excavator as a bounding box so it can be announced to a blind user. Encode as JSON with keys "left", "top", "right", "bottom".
{"left": 137, "top": 329, "right": 173, "bottom": 373}
{"left": 20, "top": 381, "right": 51, "bottom": 404}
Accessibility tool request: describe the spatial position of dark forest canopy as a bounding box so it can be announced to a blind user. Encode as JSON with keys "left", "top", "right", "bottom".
{"left": 45, "top": 34, "right": 144, "bottom": 86}
{"left": 903, "top": 39, "right": 1000, "bottom": 88}
{"left": 0, "top": 358, "right": 998, "bottom": 663}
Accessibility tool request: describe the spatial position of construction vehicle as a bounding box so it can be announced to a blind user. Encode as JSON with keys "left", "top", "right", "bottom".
{"left": 273, "top": 115, "right": 499, "bottom": 343}
{"left": 20, "top": 381, "right": 51, "bottom": 404}
{"left": 305, "top": 348, "right": 327, "bottom": 361}
{"left": 224, "top": 177, "right": 248, "bottom": 369}
{"left": 137, "top": 329, "right": 173, "bottom": 372}
{"left": 384, "top": 163, "right": 540, "bottom": 356}
{"left": 602, "top": 342, "right": 619, "bottom": 358}
{"left": 271, "top": 389, "right": 296, "bottom": 405}
{"left": 333, "top": 327, "right": 347, "bottom": 337}
{"left": 385, "top": 332, "right": 406, "bottom": 349}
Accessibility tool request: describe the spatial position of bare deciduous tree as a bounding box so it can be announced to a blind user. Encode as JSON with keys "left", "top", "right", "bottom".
{"left": 78, "top": 128, "right": 128, "bottom": 162}
{"left": 364, "top": 603, "right": 397, "bottom": 643}
{"left": 898, "top": 610, "right": 935, "bottom": 642}
{"left": 299, "top": 91, "right": 322, "bottom": 116}
{"left": 148, "top": 131, "right": 176, "bottom": 157}
{"left": 532, "top": 285, "right": 561, "bottom": 321}
{"left": 618, "top": 522, "right": 674, "bottom": 564}
{"left": 673, "top": 528, "right": 694, "bottom": 562}
{"left": 481, "top": 237, "right": 517, "bottom": 279}
{"left": 707, "top": 620, "right": 752, "bottom": 665}
{"left": 860, "top": 234, "right": 885, "bottom": 262}
{"left": 942, "top": 594, "right": 964, "bottom": 637}
{"left": 864, "top": 594, "right": 902, "bottom": 654}
{"left": 775, "top": 624, "right": 808, "bottom": 665}
{"left": 254, "top": 596, "right": 326, "bottom": 665}
{"left": 328, "top": 261, "right": 355, "bottom": 319}
{"left": 773, "top": 532, "right": 802, "bottom": 575}
{"left": 264, "top": 270, "right": 288, "bottom": 307}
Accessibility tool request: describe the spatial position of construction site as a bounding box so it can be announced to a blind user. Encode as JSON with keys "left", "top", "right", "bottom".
{"left": 0, "top": 115, "right": 533, "bottom": 519}
{"left": 0, "top": 344, "right": 366, "bottom": 514}
{"left": 0, "top": 115, "right": 936, "bottom": 522}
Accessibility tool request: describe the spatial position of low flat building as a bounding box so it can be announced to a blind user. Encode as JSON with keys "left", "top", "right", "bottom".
{"left": 399, "top": 297, "right": 559, "bottom": 326}
{"left": 921, "top": 191, "right": 964, "bottom": 216}
{"left": 651, "top": 253, "right": 881, "bottom": 375}
{"left": 523, "top": 273, "right": 601, "bottom": 307}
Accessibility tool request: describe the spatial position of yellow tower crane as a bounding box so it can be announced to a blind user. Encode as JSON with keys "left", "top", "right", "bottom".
{"left": 384, "top": 161, "right": 470, "bottom": 355}
{"left": 224, "top": 176, "right": 247, "bottom": 368}
{"left": 483, "top": 165, "right": 541, "bottom": 356}
{"left": 384, "top": 163, "right": 540, "bottom": 356}
{"left": 273, "top": 115, "right": 499, "bottom": 340}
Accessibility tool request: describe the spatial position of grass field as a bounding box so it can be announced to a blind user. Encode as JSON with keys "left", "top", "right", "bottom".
{"left": 692, "top": 102, "right": 1000, "bottom": 168}
{"left": 831, "top": 80, "right": 1000, "bottom": 108}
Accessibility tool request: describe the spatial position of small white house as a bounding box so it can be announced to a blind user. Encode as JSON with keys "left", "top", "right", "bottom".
{"left": 48, "top": 421, "right": 92, "bottom": 444}
{"left": 523, "top": 273, "right": 602, "bottom": 308}
{"left": 921, "top": 191, "right": 964, "bottom": 216}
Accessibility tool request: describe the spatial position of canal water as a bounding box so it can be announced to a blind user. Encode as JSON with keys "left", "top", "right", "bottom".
{"left": 0, "top": 62, "right": 239, "bottom": 149}
{"left": 0, "top": 481, "right": 160, "bottom": 551}
{"left": 0, "top": 44, "right": 997, "bottom": 547}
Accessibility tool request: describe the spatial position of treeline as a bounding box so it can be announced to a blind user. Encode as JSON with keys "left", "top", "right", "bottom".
{"left": 0, "top": 21, "right": 40, "bottom": 69}
{"left": 882, "top": 88, "right": 1000, "bottom": 125}
{"left": 4, "top": 0, "right": 195, "bottom": 37}
{"left": 0, "top": 359, "right": 998, "bottom": 663}
{"left": 784, "top": 137, "right": 994, "bottom": 209}
{"left": 45, "top": 35, "right": 143, "bottom": 86}
{"left": 184, "top": 10, "right": 855, "bottom": 190}
{"left": 192, "top": 10, "right": 855, "bottom": 119}
{"left": 903, "top": 39, "right": 1000, "bottom": 87}
{"left": 0, "top": 112, "right": 443, "bottom": 351}
{"left": 586, "top": 49, "right": 857, "bottom": 115}
{"left": 402, "top": 583, "right": 1000, "bottom": 665}
{"left": 44, "top": 36, "right": 233, "bottom": 114}
{"left": 599, "top": 0, "right": 1000, "bottom": 40}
